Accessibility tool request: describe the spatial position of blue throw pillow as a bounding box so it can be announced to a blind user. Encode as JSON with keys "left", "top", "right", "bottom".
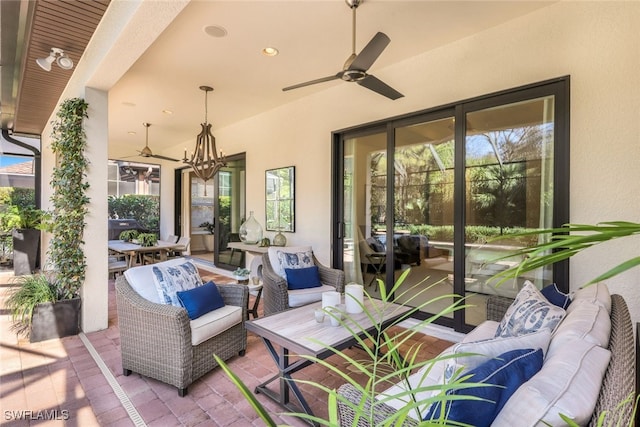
{"left": 176, "top": 280, "right": 225, "bottom": 320}
{"left": 425, "top": 348, "right": 543, "bottom": 426}
{"left": 285, "top": 266, "right": 322, "bottom": 290}
{"left": 541, "top": 283, "right": 571, "bottom": 309}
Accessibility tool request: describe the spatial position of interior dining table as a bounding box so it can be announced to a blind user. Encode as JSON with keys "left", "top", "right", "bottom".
{"left": 108, "top": 239, "right": 182, "bottom": 268}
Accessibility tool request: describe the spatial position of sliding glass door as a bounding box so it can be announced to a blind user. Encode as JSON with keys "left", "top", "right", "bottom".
{"left": 333, "top": 78, "right": 568, "bottom": 331}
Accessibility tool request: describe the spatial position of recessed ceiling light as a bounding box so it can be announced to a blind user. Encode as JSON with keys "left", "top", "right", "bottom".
{"left": 262, "top": 47, "right": 279, "bottom": 57}
{"left": 128, "top": 131, "right": 136, "bottom": 135}
{"left": 122, "top": 101, "right": 136, "bottom": 107}
{"left": 204, "top": 25, "right": 228, "bottom": 38}
{"left": 162, "top": 109, "right": 173, "bottom": 115}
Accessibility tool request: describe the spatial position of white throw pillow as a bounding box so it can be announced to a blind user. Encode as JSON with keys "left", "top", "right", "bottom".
{"left": 547, "top": 300, "right": 611, "bottom": 359}
{"left": 268, "top": 246, "right": 312, "bottom": 279}
{"left": 492, "top": 339, "right": 611, "bottom": 427}
{"left": 495, "top": 281, "right": 566, "bottom": 337}
{"left": 568, "top": 282, "right": 611, "bottom": 315}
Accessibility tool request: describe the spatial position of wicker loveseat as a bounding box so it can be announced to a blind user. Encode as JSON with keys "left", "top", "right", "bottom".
{"left": 115, "top": 258, "right": 248, "bottom": 396}
{"left": 338, "top": 285, "right": 635, "bottom": 426}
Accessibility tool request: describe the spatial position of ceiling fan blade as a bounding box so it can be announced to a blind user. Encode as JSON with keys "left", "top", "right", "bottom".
{"left": 283, "top": 73, "right": 342, "bottom": 92}
{"left": 348, "top": 32, "right": 390, "bottom": 72}
{"left": 357, "top": 75, "right": 404, "bottom": 100}
{"left": 151, "top": 154, "right": 180, "bottom": 162}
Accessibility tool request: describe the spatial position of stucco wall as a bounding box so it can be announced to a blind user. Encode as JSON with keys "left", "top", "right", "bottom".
{"left": 174, "top": 1, "right": 639, "bottom": 322}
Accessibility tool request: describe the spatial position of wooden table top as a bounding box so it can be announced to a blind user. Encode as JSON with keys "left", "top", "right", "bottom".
{"left": 108, "top": 239, "right": 180, "bottom": 253}
{"left": 246, "top": 298, "right": 411, "bottom": 357}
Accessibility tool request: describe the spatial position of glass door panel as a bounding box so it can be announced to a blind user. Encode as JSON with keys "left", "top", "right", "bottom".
{"left": 392, "top": 117, "right": 455, "bottom": 317}
{"left": 464, "top": 96, "right": 555, "bottom": 325}
{"left": 342, "top": 131, "right": 388, "bottom": 292}
{"left": 190, "top": 175, "right": 214, "bottom": 260}
{"left": 215, "top": 156, "right": 246, "bottom": 270}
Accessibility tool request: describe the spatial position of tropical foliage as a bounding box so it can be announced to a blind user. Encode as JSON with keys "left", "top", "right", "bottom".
{"left": 5, "top": 273, "right": 57, "bottom": 332}
{"left": 108, "top": 194, "right": 159, "bottom": 232}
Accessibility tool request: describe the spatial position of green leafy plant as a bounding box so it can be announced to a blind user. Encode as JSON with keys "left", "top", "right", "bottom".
{"left": 137, "top": 232, "right": 158, "bottom": 247}
{"left": 108, "top": 194, "right": 159, "bottom": 232}
{"left": 5, "top": 273, "right": 58, "bottom": 331}
{"left": 119, "top": 229, "right": 139, "bottom": 242}
{"left": 48, "top": 97, "right": 90, "bottom": 300}
{"left": 216, "top": 270, "right": 481, "bottom": 426}
{"left": 232, "top": 267, "right": 249, "bottom": 278}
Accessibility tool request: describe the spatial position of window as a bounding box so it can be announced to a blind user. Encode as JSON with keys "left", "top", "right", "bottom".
{"left": 333, "top": 77, "right": 569, "bottom": 332}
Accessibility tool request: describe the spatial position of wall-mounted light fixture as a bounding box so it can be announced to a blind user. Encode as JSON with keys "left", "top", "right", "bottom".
{"left": 36, "top": 48, "right": 73, "bottom": 71}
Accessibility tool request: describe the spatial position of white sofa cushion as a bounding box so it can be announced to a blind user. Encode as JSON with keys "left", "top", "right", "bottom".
{"left": 496, "top": 281, "right": 566, "bottom": 337}
{"left": 547, "top": 300, "right": 611, "bottom": 359}
{"left": 190, "top": 304, "right": 242, "bottom": 346}
{"left": 268, "top": 246, "right": 313, "bottom": 279}
{"left": 124, "top": 257, "right": 191, "bottom": 303}
{"left": 492, "top": 339, "right": 611, "bottom": 427}
{"left": 288, "top": 284, "right": 336, "bottom": 308}
{"left": 462, "top": 320, "right": 499, "bottom": 343}
{"left": 445, "top": 328, "right": 552, "bottom": 382}
{"left": 568, "top": 282, "right": 611, "bottom": 315}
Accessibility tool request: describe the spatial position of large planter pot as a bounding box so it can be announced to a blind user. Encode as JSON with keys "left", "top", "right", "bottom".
{"left": 203, "top": 234, "right": 214, "bottom": 252}
{"left": 12, "top": 228, "right": 40, "bottom": 276}
{"left": 30, "top": 298, "right": 81, "bottom": 343}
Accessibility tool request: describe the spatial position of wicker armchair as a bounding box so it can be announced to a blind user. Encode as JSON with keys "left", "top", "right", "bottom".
{"left": 115, "top": 275, "right": 248, "bottom": 396}
{"left": 261, "top": 250, "right": 345, "bottom": 316}
{"left": 337, "top": 294, "right": 634, "bottom": 427}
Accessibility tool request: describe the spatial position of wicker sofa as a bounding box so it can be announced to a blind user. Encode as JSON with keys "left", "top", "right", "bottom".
{"left": 115, "top": 258, "right": 248, "bottom": 396}
{"left": 337, "top": 285, "right": 635, "bottom": 426}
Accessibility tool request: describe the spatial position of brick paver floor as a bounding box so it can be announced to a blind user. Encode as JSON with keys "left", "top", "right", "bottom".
{"left": 0, "top": 268, "right": 452, "bottom": 426}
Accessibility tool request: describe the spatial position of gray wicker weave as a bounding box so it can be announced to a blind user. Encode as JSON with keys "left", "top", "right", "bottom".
{"left": 115, "top": 276, "right": 248, "bottom": 396}
{"left": 261, "top": 252, "right": 345, "bottom": 316}
{"left": 337, "top": 294, "right": 635, "bottom": 426}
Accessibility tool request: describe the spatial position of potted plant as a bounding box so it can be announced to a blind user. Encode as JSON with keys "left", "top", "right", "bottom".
{"left": 4, "top": 272, "right": 80, "bottom": 342}
{"left": 119, "top": 229, "right": 139, "bottom": 243}
{"left": 232, "top": 267, "right": 250, "bottom": 284}
{"left": 199, "top": 221, "right": 214, "bottom": 251}
{"left": 6, "top": 206, "right": 47, "bottom": 275}
{"left": 137, "top": 232, "right": 158, "bottom": 247}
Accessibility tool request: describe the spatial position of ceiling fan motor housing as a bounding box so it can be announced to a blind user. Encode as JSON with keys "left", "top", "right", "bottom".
{"left": 342, "top": 69, "right": 367, "bottom": 82}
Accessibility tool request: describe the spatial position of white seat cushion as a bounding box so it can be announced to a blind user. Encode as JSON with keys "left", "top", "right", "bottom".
{"left": 124, "top": 257, "right": 190, "bottom": 303}
{"left": 461, "top": 320, "right": 499, "bottom": 343}
{"left": 288, "top": 284, "right": 335, "bottom": 308}
{"left": 568, "top": 282, "right": 611, "bottom": 315}
{"left": 190, "top": 305, "right": 243, "bottom": 346}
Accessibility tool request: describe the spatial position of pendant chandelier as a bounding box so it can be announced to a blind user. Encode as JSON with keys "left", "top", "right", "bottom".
{"left": 183, "top": 85, "right": 226, "bottom": 192}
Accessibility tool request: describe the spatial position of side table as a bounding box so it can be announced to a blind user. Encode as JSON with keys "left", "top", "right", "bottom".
{"left": 245, "top": 282, "right": 263, "bottom": 319}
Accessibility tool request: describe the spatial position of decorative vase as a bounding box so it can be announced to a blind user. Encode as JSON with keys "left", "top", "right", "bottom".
{"left": 272, "top": 230, "right": 287, "bottom": 247}
{"left": 239, "top": 211, "right": 263, "bottom": 244}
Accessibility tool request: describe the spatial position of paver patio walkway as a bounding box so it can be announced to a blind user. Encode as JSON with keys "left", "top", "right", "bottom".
{"left": 0, "top": 268, "right": 452, "bottom": 426}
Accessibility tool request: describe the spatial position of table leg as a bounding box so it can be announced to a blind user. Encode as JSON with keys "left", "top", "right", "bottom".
{"left": 248, "top": 287, "right": 262, "bottom": 319}
{"left": 254, "top": 338, "right": 317, "bottom": 425}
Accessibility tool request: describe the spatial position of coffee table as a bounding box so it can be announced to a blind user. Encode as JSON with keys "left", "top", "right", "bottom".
{"left": 245, "top": 298, "right": 411, "bottom": 423}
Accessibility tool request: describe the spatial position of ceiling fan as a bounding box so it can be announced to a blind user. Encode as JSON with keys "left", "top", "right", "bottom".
{"left": 282, "top": 0, "right": 403, "bottom": 100}
{"left": 135, "top": 123, "right": 179, "bottom": 162}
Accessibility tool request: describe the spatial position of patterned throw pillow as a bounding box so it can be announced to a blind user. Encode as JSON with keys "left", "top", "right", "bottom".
{"left": 495, "top": 281, "right": 566, "bottom": 338}
{"left": 151, "top": 260, "right": 203, "bottom": 306}
{"left": 277, "top": 250, "right": 314, "bottom": 274}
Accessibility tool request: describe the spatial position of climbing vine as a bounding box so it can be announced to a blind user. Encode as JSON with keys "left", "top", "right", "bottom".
{"left": 49, "top": 98, "right": 90, "bottom": 300}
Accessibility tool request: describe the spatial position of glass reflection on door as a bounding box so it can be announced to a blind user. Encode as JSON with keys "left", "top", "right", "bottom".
{"left": 391, "top": 117, "right": 455, "bottom": 317}
{"left": 463, "top": 96, "right": 555, "bottom": 325}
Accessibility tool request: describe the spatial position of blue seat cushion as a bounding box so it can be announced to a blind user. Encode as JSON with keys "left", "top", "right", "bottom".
{"left": 176, "top": 280, "right": 225, "bottom": 320}
{"left": 425, "top": 348, "right": 543, "bottom": 426}
{"left": 285, "top": 266, "right": 322, "bottom": 290}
